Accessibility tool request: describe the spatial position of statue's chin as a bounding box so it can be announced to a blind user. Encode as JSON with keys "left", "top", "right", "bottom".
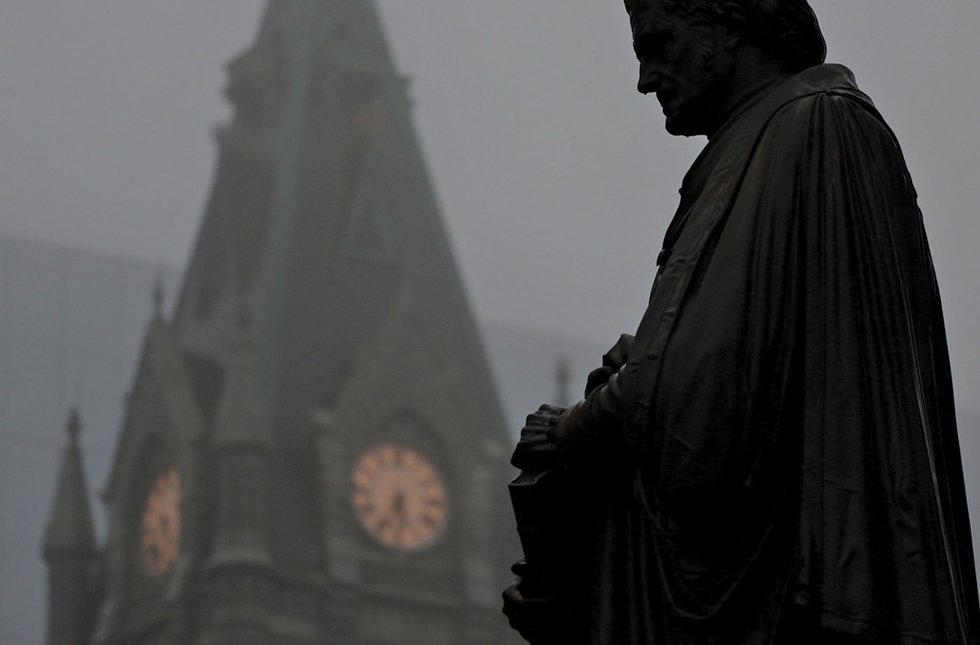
{"left": 664, "top": 111, "right": 704, "bottom": 138}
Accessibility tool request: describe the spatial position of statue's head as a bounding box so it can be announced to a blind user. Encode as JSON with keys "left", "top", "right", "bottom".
{"left": 624, "top": 0, "right": 826, "bottom": 136}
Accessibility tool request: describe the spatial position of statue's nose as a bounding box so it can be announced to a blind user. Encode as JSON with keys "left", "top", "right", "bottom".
{"left": 637, "top": 64, "right": 661, "bottom": 95}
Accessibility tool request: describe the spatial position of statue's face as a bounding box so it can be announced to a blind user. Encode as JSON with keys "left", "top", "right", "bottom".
{"left": 627, "top": 0, "right": 731, "bottom": 136}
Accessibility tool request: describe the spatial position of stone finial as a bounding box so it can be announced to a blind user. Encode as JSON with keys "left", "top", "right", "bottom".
{"left": 555, "top": 356, "right": 571, "bottom": 408}
{"left": 152, "top": 276, "right": 165, "bottom": 319}
{"left": 67, "top": 407, "right": 81, "bottom": 441}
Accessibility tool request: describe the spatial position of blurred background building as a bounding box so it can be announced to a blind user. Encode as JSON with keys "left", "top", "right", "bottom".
{"left": 0, "top": 2, "right": 603, "bottom": 644}
{"left": 0, "top": 232, "right": 601, "bottom": 645}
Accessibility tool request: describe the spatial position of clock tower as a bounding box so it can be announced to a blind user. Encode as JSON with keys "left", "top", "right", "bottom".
{"left": 42, "top": 2, "right": 520, "bottom": 644}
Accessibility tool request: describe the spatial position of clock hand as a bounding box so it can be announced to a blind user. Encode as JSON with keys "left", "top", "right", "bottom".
{"left": 391, "top": 491, "right": 408, "bottom": 530}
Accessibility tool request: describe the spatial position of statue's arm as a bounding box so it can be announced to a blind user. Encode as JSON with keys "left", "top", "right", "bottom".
{"left": 584, "top": 333, "right": 634, "bottom": 396}
{"left": 504, "top": 338, "right": 632, "bottom": 642}
{"left": 554, "top": 368, "right": 626, "bottom": 464}
{"left": 554, "top": 333, "right": 633, "bottom": 465}
{"left": 509, "top": 334, "right": 633, "bottom": 472}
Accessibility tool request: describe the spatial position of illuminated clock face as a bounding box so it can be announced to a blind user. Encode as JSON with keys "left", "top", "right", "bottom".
{"left": 351, "top": 443, "right": 449, "bottom": 552}
{"left": 140, "top": 468, "right": 181, "bottom": 575}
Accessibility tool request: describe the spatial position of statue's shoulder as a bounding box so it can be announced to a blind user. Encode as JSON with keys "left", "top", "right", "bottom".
{"left": 766, "top": 64, "right": 879, "bottom": 126}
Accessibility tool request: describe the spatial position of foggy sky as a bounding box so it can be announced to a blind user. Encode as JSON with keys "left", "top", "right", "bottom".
{"left": 2, "top": 0, "right": 979, "bottom": 410}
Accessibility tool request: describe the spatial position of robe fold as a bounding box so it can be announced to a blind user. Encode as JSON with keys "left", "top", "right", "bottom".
{"left": 575, "top": 64, "right": 980, "bottom": 643}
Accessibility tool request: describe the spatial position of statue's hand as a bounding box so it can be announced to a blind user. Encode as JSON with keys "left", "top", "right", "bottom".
{"left": 584, "top": 333, "right": 634, "bottom": 396}
{"left": 511, "top": 404, "right": 565, "bottom": 471}
{"left": 502, "top": 561, "right": 564, "bottom": 645}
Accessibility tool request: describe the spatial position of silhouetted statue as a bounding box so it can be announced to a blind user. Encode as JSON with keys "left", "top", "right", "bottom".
{"left": 503, "top": 1, "right": 980, "bottom": 643}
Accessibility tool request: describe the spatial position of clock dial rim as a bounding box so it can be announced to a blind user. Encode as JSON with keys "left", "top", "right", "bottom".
{"left": 351, "top": 442, "right": 449, "bottom": 553}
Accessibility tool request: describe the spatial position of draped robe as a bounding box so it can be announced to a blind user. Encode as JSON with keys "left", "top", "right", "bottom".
{"left": 558, "top": 64, "right": 980, "bottom": 643}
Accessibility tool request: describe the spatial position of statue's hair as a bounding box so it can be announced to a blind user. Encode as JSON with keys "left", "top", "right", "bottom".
{"left": 627, "top": 0, "right": 827, "bottom": 72}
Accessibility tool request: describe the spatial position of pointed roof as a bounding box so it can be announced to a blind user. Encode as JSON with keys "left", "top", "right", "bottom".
{"left": 43, "top": 409, "right": 97, "bottom": 558}
{"left": 173, "top": 0, "right": 398, "bottom": 340}
{"left": 167, "top": 0, "right": 510, "bottom": 567}
{"left": 256, "top": 0, "right": 390, "bottom": 53}
{"left": 172, "top": 0, "right": 507, "bottom": 432}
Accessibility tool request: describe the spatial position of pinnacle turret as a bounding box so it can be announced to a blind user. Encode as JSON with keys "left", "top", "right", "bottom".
{"left": 43, "top": 409, "right": 96, "bottom": 557}
{"left": 42, "top": 409, "right": 99, "bottom": 645}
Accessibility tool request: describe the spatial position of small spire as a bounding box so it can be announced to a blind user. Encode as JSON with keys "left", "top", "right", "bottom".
{"left": 67, "top": 407, "right": 81, "bottom": 441}
{"left": 152, "top": 276, "right": 165, "bottom": 319}
{"left": 43, "top": 408, "right": 97, "bottom": 558}
{"left": 555, "top": 356, "right": 571, "bottom": 407}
